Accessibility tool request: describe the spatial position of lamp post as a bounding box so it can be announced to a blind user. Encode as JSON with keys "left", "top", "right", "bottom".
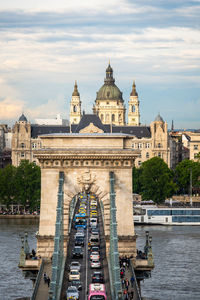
{"left": 144, "top": 231, "right": 149, "bottom": 257}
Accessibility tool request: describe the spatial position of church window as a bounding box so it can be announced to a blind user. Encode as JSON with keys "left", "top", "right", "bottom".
{"left": 21, "top": 152, "right": 25, "bottom": 158}
{"left": 112, "top": 114, "right": 115, "bottom": 122}
{"left": 107, "top": 92, "right": 110, "bottom": 97}
{"left": 158, "top": 152, "right": 161, "bottom": 157}
{"left": 194, "top": 145, "right": 198, "bottom": 150}
{"left": 21, "top": 143, "right": 25, "bottom": 148}
{"left": 158, "top": 143, "right": 162, "bottom": 148}
{"left": 105, "top": 114, "right": 109, "bottom": 123}
{"left": 146, "top": 152, "right": 149, "bottom": 158}
{"left": 132, "top": 105, "right": 135, "bottom": 113}
{"left": 73, "top": 105, "right": 77, "bottom": 112}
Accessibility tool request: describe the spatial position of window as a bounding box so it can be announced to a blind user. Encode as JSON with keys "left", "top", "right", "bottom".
{"left": 158, "top": 143, "right": 162, "bottom": 148}
{"left": 138, "top": 160, "right": 142, "bottom": 166}
{"left": 21, "top": 143, "right": 25, "bottom": 148}
{"left": 73, "top": 105, "right": 77, "bottom": 112}
{"left": 101, "top": 114, "right": 104, "bottom": 121}
{"left": 132, "top": 105, "right": 135, "bottom": 113}
{"left": 132, "top": 143, "right": 135, "bottom": 149}
{"left": 158, "top": 152, "right": 161, "bottom": 158}
{"left": 106, "top": 101, "right": 109, "bottom": 105}
{"left": 112, "top": 114, "right": 115, "bottom": 122}
{"left": 21, "top": 152, "right": 25, "bottom": 158}
{"left": 146, "top": 143, "right": 150, "bottom": 148}
{"left": 32, "top": 143, "right": 37, "bottom": 149}
{"left": 194, "top": 145, "right": 198, "bottom": 150}
{"left": 146, "top": 152, "right": 149, "bottom": 158}
{"left": 138, "top": 143, "right": 142, "bottom": 149}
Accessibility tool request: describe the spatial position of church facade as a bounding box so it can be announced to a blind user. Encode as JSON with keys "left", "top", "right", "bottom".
{"left": 12, "top": 63, "right": 176, "bottom": 168}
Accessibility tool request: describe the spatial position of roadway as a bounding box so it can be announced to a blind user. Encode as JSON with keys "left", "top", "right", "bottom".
{"left": 60, "top": 194, "right": 111, "bottom": 300}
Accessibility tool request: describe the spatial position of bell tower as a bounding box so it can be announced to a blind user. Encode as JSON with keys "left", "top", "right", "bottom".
{"left": 70, "top": 81, "right": 82, "bottom": 125}
{"left": 128, "top": 81, "right": 140, "bottom": 126}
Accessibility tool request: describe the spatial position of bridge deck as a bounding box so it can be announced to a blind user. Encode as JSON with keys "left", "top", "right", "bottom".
{"left": 35, "top": 261, "right": 52, "bottom": 300}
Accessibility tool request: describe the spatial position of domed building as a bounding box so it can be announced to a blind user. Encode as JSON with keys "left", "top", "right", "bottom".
{"left": 93, "top": 63, "right": 126, "bottom": 125}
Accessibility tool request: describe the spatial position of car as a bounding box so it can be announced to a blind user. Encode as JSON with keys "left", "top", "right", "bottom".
{"left": 91, "top": 200, "right": 97, "bottom": 206}
{"left": 90, "top": 251, "right": 100, "bottom": 260}
{"left": 90, "top": 205, "right": 97, "bottom": 211}
{"left": 72, "top": 246, "right": 83, "bottom": 258}
{"left": 69, "top": 261, "right": 81, "bottom": 272}
{"left": 90, "top": 218, "right": 98, "bottom": 228}
{"left": 69, "top": 280, "right": 82, "bottom": 291}
{"left": 90, "top": 246, "right": 100, "bottom": 253}
{"left": 68, "top": 269, "right": 80, "bottom": 281}
{"left": 91, "top": 228, "right": 99, "bottom": 235}
{"left": 90, "top": 211, "right": 97, "bottom": 217}
{"left": 91, "top": 271, "right": 104, "bottom": 283}
{"left": 75, "top": 236, "right": 84, "bottom": 246}
{"left": 90, "top": 231, "right": 99, "bottom": 239}
{"left": 75, "top": 232, "right": 84, "bottom": 239}
{"left": 66, "top": 286, "right": 79, "bottom": 299}
{"left": 90, "top": 259, "right": 101, "bottom": 269}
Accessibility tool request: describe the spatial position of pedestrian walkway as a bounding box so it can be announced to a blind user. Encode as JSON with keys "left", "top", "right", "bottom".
{"left": 35, "top": 261, "right": 52, "bottom": 300}
{"left": 119, "top": 257, "right": 141, "bottom": 300}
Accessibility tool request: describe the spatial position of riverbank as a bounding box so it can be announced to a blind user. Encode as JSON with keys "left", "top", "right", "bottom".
{"left": 0, "top": 214, "right": 39, "bottom": 219}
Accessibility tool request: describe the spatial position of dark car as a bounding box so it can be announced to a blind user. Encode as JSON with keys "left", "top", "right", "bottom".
{"left": 91, "top": 271, "right": 104, "bottom": 283}
{"left": 75, "top": 236, "right": 84, "bottom": 246}
{"left": 72, "top": 246, "right": 83, "bottom": 258}
{"left": 69, "top": 280, "right": 82, "bottom": 291}
{"left": 90, "top": 246, "right": 100, "bottom": 253}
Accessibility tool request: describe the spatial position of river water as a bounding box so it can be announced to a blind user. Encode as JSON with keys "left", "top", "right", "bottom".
{"left": 135, "top": 225, "right": 200, "bottom": 300}
{"left": 0, "top": 220, "right": 200, "bottom": 300}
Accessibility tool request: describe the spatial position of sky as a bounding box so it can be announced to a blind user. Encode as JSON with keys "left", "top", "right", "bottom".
{"left": 0, "top": 0, "right": 199, "bottom": 129}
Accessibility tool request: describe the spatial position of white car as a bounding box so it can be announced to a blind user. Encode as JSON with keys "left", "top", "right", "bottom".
{"left": 90, "top": 259, "right": 101, "bottom": 269}
{"left": 68, "top": 269, "right": 80, "bottom": 281}
{"left": 91, "top": 200, "right": 97, "bottom": 206}
{"left": 75, "top": 232, "right": 84, "bottom": 239}
{"left": 90, "top": 251, "right": 100, "bottom": 261}
{"left": 66, "top": 286, "right": 79, "bottom": 300}
{"left": 90, "top": 218, "right": 98, "bottom": 228}
{"left": 69, "top": 261, "right": 81, "bottom": 272}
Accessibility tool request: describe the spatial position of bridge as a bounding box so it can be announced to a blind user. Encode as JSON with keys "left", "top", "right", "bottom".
{"left": 19, "top": 130, "right": 154, "bottom": 299}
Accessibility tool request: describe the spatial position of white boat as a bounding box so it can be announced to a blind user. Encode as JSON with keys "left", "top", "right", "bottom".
{"left": 133, "top": 204, "right": 200, "bottom": 225}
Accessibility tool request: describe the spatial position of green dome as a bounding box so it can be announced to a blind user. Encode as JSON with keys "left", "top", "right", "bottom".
{"left": 96, "top": 63, "right": 123, "bottom": 101}
{"left": 96, "top": 83, "right": 123, "bottom": 100}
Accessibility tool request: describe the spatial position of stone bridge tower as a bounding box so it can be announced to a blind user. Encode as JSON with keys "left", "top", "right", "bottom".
{"left": 35, "top": 122, "right": 139, "bottom": 260}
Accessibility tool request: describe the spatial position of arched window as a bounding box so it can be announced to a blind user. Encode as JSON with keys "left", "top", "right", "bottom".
{"left": 132, "top": 105, "right": 135, "bottom": 113}
{"left": 73, "top": 105, "right": 77, "bottom": 112}
{"left": 21, "top": 143, "right": 25, "bottom": 148}
{"left": 105, "top": 114, "right": 109, "bottom": 123}
{"left": 112, "top": 114, "right": 115, "bottom": 122}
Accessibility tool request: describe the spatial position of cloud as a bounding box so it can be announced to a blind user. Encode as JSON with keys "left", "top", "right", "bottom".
{"left": 0, "top": 97, "right": 24, "bottom": 120}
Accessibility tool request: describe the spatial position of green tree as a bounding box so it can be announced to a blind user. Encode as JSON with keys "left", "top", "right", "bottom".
{"left": 15, "top": 160, "right": 41, "bottom": 210}
{"left": 132, "top": 167, "right": 142, "bottom": 193}
{"left": 175, "top": 159, "right": 200, "bottom": 194}
{"left": 0, "top": 165, "right": 17, "bottom": 207}
{"left": 139, "top": 157, "right": 177, "bottom": 204}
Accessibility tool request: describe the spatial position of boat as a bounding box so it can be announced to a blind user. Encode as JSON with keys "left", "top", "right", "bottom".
{"left": 133, "top": 203, "right": 200, "bottom": 225}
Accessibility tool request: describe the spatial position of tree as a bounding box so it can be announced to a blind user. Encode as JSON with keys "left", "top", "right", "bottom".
{"left": 15, "top": 160, "right": 41, "bottom": 210}
{"left": 132, "top": 167, "right": 142, "bottom": 193}
{"left": 139, "top": 157, "right": 177, "bottom": 204}
{"left": 175, "top": 159, "right": 200, "bottom": 194}
{"left": 0, "top": 165, "right": 17, "bottom": 207}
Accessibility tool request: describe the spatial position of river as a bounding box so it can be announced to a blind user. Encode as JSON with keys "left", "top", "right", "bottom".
{"left": 0, "top": 220, "right": 200, "bottom": 300}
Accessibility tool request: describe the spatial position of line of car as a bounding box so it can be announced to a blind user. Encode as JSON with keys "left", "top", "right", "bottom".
{"left": 66, "top": 194, "right": 105, "bottom": 299}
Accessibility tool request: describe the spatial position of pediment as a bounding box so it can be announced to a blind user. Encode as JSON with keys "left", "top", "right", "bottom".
{"left": 79, "top": 122, "right": 104, "bottom": 133}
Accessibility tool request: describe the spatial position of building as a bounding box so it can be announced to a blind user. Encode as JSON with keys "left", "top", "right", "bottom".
{"left": 0, "top": 124, "right": 12, "bottom": 168}
{"left": 182, "top": 131, "right": 200, "bottom": 162}
{"left": 12, "top": 63, "right": 175, "bottom": 168}
{"left": 35, "top": 114, "right": 68, "bottom": 126}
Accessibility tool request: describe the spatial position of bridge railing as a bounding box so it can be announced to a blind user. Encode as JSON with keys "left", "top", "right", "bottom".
{"left": 130, "top": 261, "right": 142, "bottom": 300}
{"left": 109, "top": 171, "right": 123, "bottom": 300}
{"left": 31, "top": 259, "right": 44, "bottom": 300}
{"left": 48, "top": 171, "right": 65, "bottom": 300}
